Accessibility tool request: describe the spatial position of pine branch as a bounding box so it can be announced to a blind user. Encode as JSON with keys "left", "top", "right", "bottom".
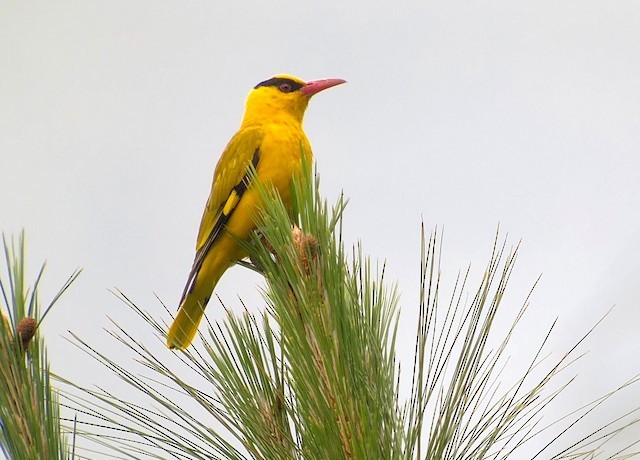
{"left": 0, "top": 231, "right": 81, "bottom": 459}
{"left": 56, "top": 166, "right": 640, "bottom": 459}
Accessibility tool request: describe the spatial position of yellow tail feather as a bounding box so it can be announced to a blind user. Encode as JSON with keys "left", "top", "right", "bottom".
{"left": 166, "top": 294, "right": 207, "bottom": 349}
{"left": 167, "top": 242, "right": 235, "bottom": 349}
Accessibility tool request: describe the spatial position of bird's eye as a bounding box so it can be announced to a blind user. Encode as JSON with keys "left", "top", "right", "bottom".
{"left": 279, "top": 83, "right": 292, "bottom": 93}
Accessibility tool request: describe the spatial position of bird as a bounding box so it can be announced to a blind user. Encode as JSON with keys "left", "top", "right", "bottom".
{"left": 166, "top": 74, "right": 346, "bottom": 349}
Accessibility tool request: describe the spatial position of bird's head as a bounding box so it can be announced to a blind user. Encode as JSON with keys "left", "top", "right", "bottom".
{"left": 242, "top": 74, "right": 346, "bottom": 125}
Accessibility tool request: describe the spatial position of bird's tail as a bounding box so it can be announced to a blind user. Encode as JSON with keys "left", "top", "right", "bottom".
{"left": 167, "top": 230, "right": 247, "bottom": 349}
{"left": 167, "top": 263, "right": 226, "bottom": 349}
{"left": 166, "top": 295, "right": 209, "bottom": 350}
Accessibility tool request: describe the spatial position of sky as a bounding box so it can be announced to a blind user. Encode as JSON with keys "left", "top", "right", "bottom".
{"left": 1, "top": 0, "right": 640, "bottom": 457}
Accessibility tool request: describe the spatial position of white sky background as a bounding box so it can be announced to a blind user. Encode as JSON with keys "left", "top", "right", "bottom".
{"left": 1, "top": 0, "right": 640, "bottom": 457}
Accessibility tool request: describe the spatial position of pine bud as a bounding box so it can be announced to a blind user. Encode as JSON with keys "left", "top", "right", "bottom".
{"left": 16, "top": 317, "right": 37, "bottom": 351}
{"left": 292, "top": 226, "right": 319, "bottom": 274}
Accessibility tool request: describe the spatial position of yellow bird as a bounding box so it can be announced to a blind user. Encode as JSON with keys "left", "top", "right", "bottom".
{"left": 167, "top": 74, "right": 346, "bottom": 349}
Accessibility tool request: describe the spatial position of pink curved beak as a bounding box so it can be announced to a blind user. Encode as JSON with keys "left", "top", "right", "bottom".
{"left": 300, "top": 78, "right": 347, "bottom": 96}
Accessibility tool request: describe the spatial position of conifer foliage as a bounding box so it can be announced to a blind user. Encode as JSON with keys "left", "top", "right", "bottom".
{"left": 1, "top": 171, "right": 639, "bottom": 459}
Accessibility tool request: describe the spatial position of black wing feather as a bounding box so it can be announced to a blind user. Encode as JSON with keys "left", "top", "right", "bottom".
{"left": 178, "top": 148, "right": 260, "bottom": 305}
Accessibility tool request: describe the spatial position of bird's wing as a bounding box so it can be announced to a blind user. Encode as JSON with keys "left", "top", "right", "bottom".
{"left": 180, "top": 127, "right": 264, "bottom": 304}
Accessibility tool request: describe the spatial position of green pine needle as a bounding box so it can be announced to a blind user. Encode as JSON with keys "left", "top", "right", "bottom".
{"left": 0, "top": 231, "right": 81, "bottom": 459}
{"left": 56, "top": 166, "right": 640, "bottom": 459}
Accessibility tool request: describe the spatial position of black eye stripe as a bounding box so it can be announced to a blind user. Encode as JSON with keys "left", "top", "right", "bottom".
{"left": 254, "top": 77, "right": 304, "bottom": 91}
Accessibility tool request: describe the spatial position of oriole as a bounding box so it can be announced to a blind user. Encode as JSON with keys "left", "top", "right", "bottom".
{"left": 167, "top": 74, "right": 346, "bottom": 349}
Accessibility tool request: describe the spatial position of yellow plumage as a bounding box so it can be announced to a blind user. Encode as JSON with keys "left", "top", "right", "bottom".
{"left": 167, "top": 74, "right": 346, "bottom": 349}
